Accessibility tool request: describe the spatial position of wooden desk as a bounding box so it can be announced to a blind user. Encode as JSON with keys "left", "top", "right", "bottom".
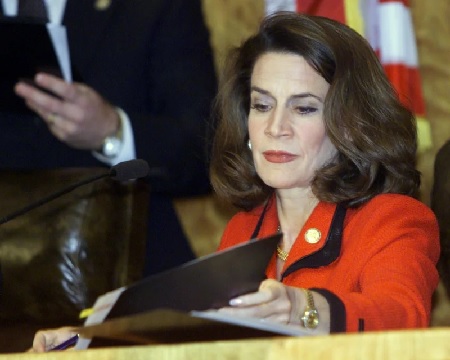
{"left": 3, "top": 328, "right": 449, "bottom": 359}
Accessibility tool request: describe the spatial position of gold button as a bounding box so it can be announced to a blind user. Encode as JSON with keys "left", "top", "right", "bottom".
{"left": 304, "top": 228, "right": 321, "bottom": 244}
{"left": 95, "top": 0, "right": 111, "bottom": 10}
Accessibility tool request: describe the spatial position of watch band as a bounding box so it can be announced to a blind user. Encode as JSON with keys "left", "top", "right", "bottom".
{"left": 300, "top": 289, "right": 320, "bottom": 329}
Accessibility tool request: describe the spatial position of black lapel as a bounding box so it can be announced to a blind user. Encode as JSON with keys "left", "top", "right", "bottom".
{"left": 281, "top": 204, "right": 347, "bottom": 280}
{"left": 250, "top": 199, "right": 272, "bottom": 240}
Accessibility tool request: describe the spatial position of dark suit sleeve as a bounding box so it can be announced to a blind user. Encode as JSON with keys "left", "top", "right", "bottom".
{"left": 129, "top": 0, "right": 217, "bottom": 196}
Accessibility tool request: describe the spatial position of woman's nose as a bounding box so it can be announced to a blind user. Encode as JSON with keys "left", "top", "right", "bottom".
{"left": 265, "top": 109, "right": 291, "bottom": 137}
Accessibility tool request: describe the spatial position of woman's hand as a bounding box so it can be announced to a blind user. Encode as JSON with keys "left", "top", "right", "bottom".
{"left": 28, "top": 327, "right": 77, "bottom": 353}
{"left": 218, "top": 279, "right": 300, "bottom": 323}
{"left": 218, "top": 279, "right": 330, "bottom": 333}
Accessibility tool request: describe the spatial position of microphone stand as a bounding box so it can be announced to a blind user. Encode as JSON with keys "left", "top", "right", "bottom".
{"left": 0, "top": 159, "right": 149, "bottom": 226}
{"left": 0, "top": 171, "right": 109, "bottom": 226}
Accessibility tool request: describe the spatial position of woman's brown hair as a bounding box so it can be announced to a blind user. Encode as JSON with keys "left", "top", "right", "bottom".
{"left": 210, "top": 12, "right": 419, "bottom": 211}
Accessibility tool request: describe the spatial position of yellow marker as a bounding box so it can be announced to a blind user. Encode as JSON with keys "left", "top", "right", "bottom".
{"left": 79, "top": 308, "right": 94, "bottom": 319}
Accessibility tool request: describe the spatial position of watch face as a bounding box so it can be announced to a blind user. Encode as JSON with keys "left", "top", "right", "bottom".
{"left": 301, "top": 309, "right": 319, "bottom": 329}
{"left": 103, "top": 136, "right": 122, "bottom": 157}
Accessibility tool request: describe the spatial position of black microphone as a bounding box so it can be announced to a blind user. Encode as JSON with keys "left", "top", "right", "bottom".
{"left": 110, "top": 159, "right": 150, "bottom": 181}
{"left": 0, "top": 159, "right": 150, "bottom": 226}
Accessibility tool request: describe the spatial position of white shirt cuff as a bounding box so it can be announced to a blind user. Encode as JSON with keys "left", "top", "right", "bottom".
{"left": 92, "top": 107, "right": 136, "bottom": 166}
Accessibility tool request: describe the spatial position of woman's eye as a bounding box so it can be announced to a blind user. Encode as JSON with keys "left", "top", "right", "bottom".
{"left": 250, "top": 103, "right": 271, "bottom": 112}
{"left": 296, "top": 106, "right": 317, "bottom": 115}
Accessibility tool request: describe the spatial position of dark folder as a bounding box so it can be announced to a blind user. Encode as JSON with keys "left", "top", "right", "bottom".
{"left": 76, "top": 233, "right": 308, "bottom": 347}
{"left": 106, "top": 233, "right": 282, "bottom": 320}
{"left": 0, "top": 18, "right": 64, "bottom": 114}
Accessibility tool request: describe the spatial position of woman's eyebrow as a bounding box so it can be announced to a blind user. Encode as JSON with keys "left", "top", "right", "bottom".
{"left": 251, "top": 86, "right": 324, "bottom": 103}
{"left": 250, "top": 86, "right": 271, "bottom": 96}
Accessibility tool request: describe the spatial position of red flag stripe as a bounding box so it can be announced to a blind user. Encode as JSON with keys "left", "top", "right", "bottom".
{"left": 296, "top": 0, "right": 346, "bottom": 23}
{"left": 383, "top": 64, "right": 426, "bottom": 116}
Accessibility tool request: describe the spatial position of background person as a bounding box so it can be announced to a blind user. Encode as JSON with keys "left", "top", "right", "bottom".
{"left": 0, "top": 0, "right": 217, "bottom": 275}
{"left": 431, "top": 140, "right": 450, "bottom": 297}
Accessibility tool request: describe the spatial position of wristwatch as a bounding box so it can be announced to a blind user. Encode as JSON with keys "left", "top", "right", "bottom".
{"left": 300, "top": 289, "right": 319, "bottom": 329}
{"left": 101, "top": 135, "right": 122, "bottom": 158}
{"left": 99, "top": 117, "right": 123, "bottom": 158}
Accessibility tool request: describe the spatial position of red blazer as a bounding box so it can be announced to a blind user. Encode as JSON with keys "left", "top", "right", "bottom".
{"left": 218, "top": 193, "right": 440, "bottom": 332}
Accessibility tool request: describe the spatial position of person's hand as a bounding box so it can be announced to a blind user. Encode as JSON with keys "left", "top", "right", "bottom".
{"left": 217, "top": 279, "right": 303, "bottom": 324}
{"left": 14, "top": 73, "right": 120, "bottom": 150}
{"left": 28, "top": 327, "right": 77, "bottom": 353}
{"left": 218, "top": 279, "right": 331, "bottom": 333}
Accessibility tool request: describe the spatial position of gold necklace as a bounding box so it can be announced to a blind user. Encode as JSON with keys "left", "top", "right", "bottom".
{"left": 276, "top": 246, "right": 289, "bottom": 261}
{"left": 276, "top": 225, "right": 289, "bottom": 261}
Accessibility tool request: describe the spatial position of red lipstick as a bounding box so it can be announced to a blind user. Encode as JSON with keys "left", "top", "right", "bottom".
{"left": 263, "top": 150, "right": 297, "bottom": 163}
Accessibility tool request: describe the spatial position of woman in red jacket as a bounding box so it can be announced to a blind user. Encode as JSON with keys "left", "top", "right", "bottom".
{"left": 209, "top": 12, "right": 439, "bottom": 334}
{"left": 30, "top": 12, "right": 440, "bottom": 351}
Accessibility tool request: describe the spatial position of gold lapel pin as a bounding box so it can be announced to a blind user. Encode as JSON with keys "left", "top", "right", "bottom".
{"left": 95, "top": 0, "right": 111, "bottom": 10}
{"left": 305, "top": 228, "right": 321, "bottom": 244}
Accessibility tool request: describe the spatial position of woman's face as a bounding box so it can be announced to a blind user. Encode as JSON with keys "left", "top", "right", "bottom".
{"left": 248, "top": 52, "right": 337, "bottom": 190}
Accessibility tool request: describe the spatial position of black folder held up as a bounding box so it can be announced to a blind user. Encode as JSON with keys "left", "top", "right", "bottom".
{"left": 0, "top": 18, "right": 73, "bottom": 114}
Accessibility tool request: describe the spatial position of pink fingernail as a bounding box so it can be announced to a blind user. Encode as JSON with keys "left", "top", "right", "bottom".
{"left": 229, "top": 298, "right": 242, "bottom": 306}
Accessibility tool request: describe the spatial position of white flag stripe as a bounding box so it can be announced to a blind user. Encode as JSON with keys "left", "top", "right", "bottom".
{"left": 378, "top": 2, "right": 418, "bottom": 66}
{"left": 265, "top": 0, "right": 296, "bottom": 15}
{"left": 360, "top": 0, "right": 380, "bottom": 49}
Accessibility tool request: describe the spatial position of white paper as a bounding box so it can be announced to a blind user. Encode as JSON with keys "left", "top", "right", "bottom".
{"left": 191, "top": 310, "right": 320, "bottom": 337}
{"left": 46, "top": 23, "right": 72, "bottom": 81}
{"left": 74, "top": 287, "right": 126, "bottom": 350}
